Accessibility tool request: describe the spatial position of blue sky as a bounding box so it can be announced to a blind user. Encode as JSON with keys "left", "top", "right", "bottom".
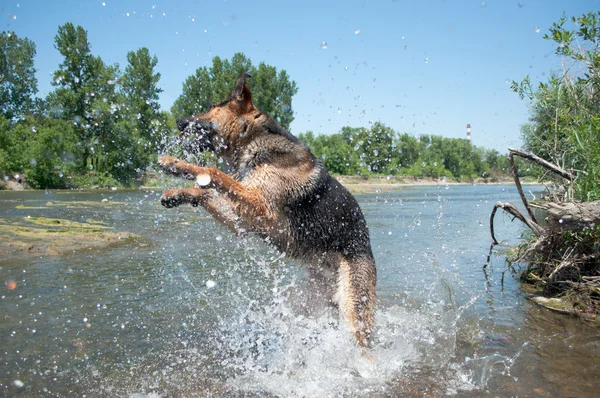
{"left": 1, "top": 0, "right": 598, "bottom": 151}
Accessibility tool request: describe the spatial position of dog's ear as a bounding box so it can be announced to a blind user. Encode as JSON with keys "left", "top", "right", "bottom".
{"left": 232, "top": 72, "right": 253, "bottom": 108}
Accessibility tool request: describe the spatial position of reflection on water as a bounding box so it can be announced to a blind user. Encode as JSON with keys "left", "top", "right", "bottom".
{"left": 0, "top": 185, "right": 598, "bottom": 397}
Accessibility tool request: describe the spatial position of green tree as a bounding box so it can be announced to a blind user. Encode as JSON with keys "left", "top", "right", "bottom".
{"left": 0, "top": 31, "right": 38, "bottom": 120}
{"left": 299, "top": 131, "right": 362, "bottom": 175}
{"left": 394, "top": 133, "right": 423, "bottom": 169}
{"left": 512, "top": 11, "right": 600, "bottom": 201}
{"left": 172, "top": 52, "right": 298, "bottom": 130}
{"left": 0, "top": 116, "right": 14, "bottom": 174}
{"left": 49, "top": 22, "right": 120, "bottom": 171}
{"left": 20, "top": 118, "right": 80, "bottom": 188}
{"left": 122, "top": 47, "right": 163, "bottom": 151}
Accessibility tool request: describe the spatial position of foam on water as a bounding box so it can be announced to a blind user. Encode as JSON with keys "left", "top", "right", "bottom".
{"left": 172, "top": 240, "right": 481, "bottom": 397}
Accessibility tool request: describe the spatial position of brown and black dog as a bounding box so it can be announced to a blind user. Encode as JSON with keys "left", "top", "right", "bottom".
{"left": 159, "top": 72, "right": 376, "bottom": 347}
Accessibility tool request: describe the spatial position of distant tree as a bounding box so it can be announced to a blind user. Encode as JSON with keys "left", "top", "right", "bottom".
{"left": 0, "top": 116, "right": 14, "bottom": 174}
{"left": 394, "top": 133, "right": 423, "bottom": 168}
{"left": 48, "top": 22, "right": 120, "bottom": 171}
{"left": 0, "top": 31, "right": 38, "bottom": 121}
{"left": 342, "top": 123, "right": 394, "bottom": 174}
{"left": 172, "top": 52, "right": 298, "bottom": 130}
{"left": 19, "top": 118, "right": 80, "bottom": 188}
{"left": 122, "top": 47, "right": 163, "bottom": 150}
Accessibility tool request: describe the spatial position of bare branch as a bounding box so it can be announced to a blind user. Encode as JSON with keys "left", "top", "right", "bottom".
{"left": 490, "top": 201, "right": 544, "bottom": 245}
{"left": 508, "top": 148, "right": 574, "bottom": 181}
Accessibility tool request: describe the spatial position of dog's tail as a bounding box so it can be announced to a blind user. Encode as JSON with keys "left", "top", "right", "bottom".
{"left": 335, "top": 254, "right": 377, "bottom": 348}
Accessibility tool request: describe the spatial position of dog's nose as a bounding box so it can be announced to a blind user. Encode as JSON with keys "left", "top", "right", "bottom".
{"left": 176, "top": 117, "right": 189, "bottom": 131}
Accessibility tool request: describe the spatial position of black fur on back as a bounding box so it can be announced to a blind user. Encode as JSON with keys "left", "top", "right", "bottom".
{"left": 283, "top": 166, "right": 373, "bottom": 261}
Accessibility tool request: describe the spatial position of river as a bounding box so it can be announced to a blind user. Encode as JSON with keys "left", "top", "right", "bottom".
{"left": 1, "top": 185, "right": 598, "bottom": 397}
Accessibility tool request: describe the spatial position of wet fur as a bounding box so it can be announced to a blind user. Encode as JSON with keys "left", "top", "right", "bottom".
{"left": 160, "top": 73, "right": 376, "bottom": 347}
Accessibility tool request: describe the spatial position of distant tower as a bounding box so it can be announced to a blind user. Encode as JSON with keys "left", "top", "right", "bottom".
{"left": 466, "top": 124, "right": 471, "bottom": 142}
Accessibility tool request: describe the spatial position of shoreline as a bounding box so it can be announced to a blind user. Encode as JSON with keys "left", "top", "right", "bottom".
{"left": 1, "top": 175, "right": 540, "bottom": 193}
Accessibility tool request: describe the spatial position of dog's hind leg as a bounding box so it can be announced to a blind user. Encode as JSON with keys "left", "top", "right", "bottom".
{"left": 335, "top": 255, "right": 377, "bottom": 348}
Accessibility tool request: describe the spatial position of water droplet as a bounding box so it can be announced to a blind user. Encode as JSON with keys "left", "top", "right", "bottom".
{"left": 12, "top": 380, "right": 24, "bottom": 389}
{"left": 481, "top": 1, "right": 487, "bottom": 7}
{"left": 102, "top": 2, "right": 106, "bottom": 6}
{"left": 535, "top": 26, "right": 540, "bottom": 33}
{"left": 425, "top": 57, "right": 429, "bottom": 64}
{"left": 206, "top": 280, "right": 216, "bottom": 289}
{"left": 216, "top": 235, "right": 223, "bottom": 242}
{"left": 344, "top": 66, "right": 349, "bottom": 71}
{"left": 354, "top": 29, "right": 361, "bottom": 35}
{"left": 518, "top": 1, "right": 524, "bottom": 7}
{"left": 337, "top": 106, "right": 342, "bottom": 113}
{"left": 559, "top": 219, "right": 564, "bottom": 224}
{"left": 318, "top": 41, "right": 328, "bottom": 49}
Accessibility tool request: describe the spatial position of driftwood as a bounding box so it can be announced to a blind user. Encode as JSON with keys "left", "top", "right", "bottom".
{"left": 544, "top": 200, "right": 600, "bottom": 232}
{"left": 487, "top": 148, "right": 599, "bottom": 314}
{"left": 507, "top": 148, "right": 574, "bottom": 225}
{"left": 490, "top": 148, "right": 576, "bottom": 244}
{"left": 490, "top": 201, "right": 544, "bottom": 245}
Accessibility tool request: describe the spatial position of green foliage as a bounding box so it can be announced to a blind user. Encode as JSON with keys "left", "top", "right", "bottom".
{"left": 512, "top": 11, "right": 600, "bottom": 201}
{"left": 7, "top": 117, "right": 81, "bottom": 188}
{"left": 172, "top": 52, "right": 298, "bottom": 130}
{"left": 299, "top": 122, "right": 509, "bottom": 179}
{"left": 122, "top": 47, "right": 163, "bottom": 155}
{"left": 49, "top": 23, "right": 123, "bottom": 172}
{"left": 0, "top": 31, "right": 38, "bottom": 120}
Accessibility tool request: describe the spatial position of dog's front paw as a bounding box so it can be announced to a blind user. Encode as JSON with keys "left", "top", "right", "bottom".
{"left": 158, "top": 155, "right": 179, "bottom": 173}
{"left": 160, "top": 190, "right": 183, "bottom": 208}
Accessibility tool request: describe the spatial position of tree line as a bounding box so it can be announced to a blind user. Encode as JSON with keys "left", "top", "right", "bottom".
{"left": 1, "top": 22, "right": 512, "bottom": 189}
{"left": 300, "top": 124, "right": 510, "bottom": 180}
{"left": 0, "top": 23, "right": 298, "bottom": 189}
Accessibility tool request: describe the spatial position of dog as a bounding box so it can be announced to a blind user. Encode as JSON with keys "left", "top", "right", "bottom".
{"left": 159, "top": 72, "right": 376, "bottom": 347}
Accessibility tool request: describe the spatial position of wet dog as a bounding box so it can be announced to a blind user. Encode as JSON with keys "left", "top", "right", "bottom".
{"left": 159, "top": 72, "right": 376, "bottom": 347}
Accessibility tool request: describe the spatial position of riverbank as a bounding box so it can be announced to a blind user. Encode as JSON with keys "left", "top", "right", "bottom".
{"left": 335, "top": 175, "right": 530, "bottom": 193}
{"left": 2, "top": 173, "right": 537, "bottom": 193}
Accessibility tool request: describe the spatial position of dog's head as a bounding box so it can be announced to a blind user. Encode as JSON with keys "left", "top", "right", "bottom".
{"left": 176, "top": 72, "right": 257, "bottom": 156}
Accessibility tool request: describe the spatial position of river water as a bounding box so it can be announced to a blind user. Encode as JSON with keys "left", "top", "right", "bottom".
{"left": 1, "top": 185, "right": 598, "bottom": 397}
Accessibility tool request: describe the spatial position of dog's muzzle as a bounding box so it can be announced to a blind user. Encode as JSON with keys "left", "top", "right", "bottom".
{"left": 176, "top": 118, "right": 217, "bottom": 154}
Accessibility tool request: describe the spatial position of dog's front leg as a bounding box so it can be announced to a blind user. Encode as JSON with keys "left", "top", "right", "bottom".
{"left": 159, "top": 156, "right": 274, "bottom": 226}
{"left": 160, "top": 188, "right": 245, "bottom": 234}
{"left": 161, "top": 187, "right": 207, "bottom": 208}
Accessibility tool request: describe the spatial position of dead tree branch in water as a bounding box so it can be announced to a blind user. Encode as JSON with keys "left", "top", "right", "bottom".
{"left": 489, "top": 201, "right": 544, "bottom": 245}
{"left": 487, "top": 148, "right": 600, "bottom": 316}
{"left": 507, "top": 148, "right": 574, "bottom": 225}
{"left": 489, "top": 149, "right": 575, "bottom": 246}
